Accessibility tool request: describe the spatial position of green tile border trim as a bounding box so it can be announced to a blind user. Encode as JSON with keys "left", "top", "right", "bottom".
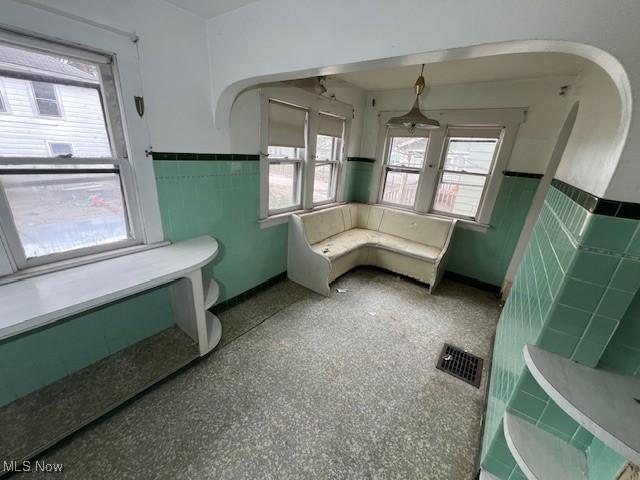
{"left": 551, "top": 179, "right": 640, "bottom": 220}
{"left": 503, "top": 171, "right": 544, "bottom": 179}
{"left": 151, "top": 151, "right": 260, "bottom": 161}
{"left": 347, "top": 156, "right": 376, "bottom": 163}
{"left": 211, "top": 271, "right": 287, "bottom": 314}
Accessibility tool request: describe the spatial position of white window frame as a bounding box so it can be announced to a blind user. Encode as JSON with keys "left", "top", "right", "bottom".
{"left": 431, "top": 129, "right": 503, "bottom": 220}
{"left": 259, "top": 86, "right": 352, "bottom": 221}
{"left": 378, "top": 133, "right": 430, "bottom": 209}
{"left": 0, "top": 30, "right": 147, "bottom": 274}
{"left": 371, "top": 108, "right": 525, "bottom": 225}
{"left": 313, "top": 114, "right": 345, "bottom": 206}
{"left": 0, "top": 79, "right": 7, "bottom": 113}
{"left": 30, "top": 80, "right": 63, "bottom": 118}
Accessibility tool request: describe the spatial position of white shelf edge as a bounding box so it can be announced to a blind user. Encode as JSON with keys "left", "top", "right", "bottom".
{"left": 524, "top": 344, "right": 640, "bottom": 466}
{"left": 204, "top": 278, "right": 220, "bottom": 310}
{"left": 503, "top": 411, "right": 587, "bottom": 480}
{"left": 205, "top": 310, "right": 222, "bottom": 353}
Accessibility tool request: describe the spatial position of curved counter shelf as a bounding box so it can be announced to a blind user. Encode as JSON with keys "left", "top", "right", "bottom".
{"left": 204, "top": 278, "right": 220, "bottom": 310}
{"left": 206, "top": 310, "right": 223, "bottom": 351}
{"left": 504, "top": 411, "right": 587, "bottom": 480}
{"left": 524, "top": 344, "right": 640, "bottom": 466}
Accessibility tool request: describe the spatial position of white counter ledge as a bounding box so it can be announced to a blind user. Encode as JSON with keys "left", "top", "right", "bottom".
{"left": 0, "top": 235, "right": 222, "bottom": 355}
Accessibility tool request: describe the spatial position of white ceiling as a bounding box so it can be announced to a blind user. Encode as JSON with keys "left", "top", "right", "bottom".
{"left": 332, "top": 53, "right": 590, "bottom": 91}
{"left": 165, "top": 0, "right": 259, "bottom": 18}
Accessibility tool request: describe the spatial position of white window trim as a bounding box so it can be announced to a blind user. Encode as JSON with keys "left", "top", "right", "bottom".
{"left": 371, "top": 108, "right": 526, "bottom": 225}
{"left": 0, "top": 24, "right": 159, "bottom": 276}
{"left": 0, "top": 79, "right": 9, "bottom": 114}
{"left": 259, "top": 86, "right": 353, "bottom": 221}
{"left": 30, "top": 80, "right": 64, "bottom": 118}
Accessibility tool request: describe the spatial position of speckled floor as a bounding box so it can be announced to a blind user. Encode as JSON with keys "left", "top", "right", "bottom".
{"left": 24, "top": 268, "right": 500, "bottom": 480}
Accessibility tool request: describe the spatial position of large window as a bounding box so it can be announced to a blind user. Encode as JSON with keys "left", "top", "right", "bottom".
{"left": 432, "top": 130, "right": 500, "bottom": 218}
{"left": 314, "top": 113, "right": 344, "bottom": 204}
{"left": 262, "top": 89, "right": 351, "bottom": 220}
{"left": 380, "top": 131, "right": 428, "bottom": 207}
{"left": 267, "top": 100, "right": 307, "bottom": 213}
{"left": 0, "top": 40, "right": 139, "bottom": 269}
{"left": 375, "top": 112, "right": 516, "bottom": 224}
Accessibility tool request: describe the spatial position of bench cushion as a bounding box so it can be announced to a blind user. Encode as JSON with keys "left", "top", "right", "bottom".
{"left": 311, "top": 228, "right": 441, "bottom": 263}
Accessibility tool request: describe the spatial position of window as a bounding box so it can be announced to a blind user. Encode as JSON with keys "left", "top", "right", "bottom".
{"left": 314, "top": 113, "right": 344, "bottom": 204}
{"left": 48, "top": 142, "right": 74, "bottom": 157}
{"left": 267, "top": 100, "right": 307, "bottom": 212}
{"left": 380, "top": 130, "right": 428, "bottom": 207}
{"left": 373, "top": 110, "right": 522, "bottom": 224}
{"left": 0, "top": 39, "right": 139, "bottom": 269}
{"left": 0, "top": 89, "right": 5, "bottom": 113}
{"left": 261, "top": 88, "right": 352, "bottom": 220}
{"left": 432, "top": 128, "right": 501, "bottom": 219}
{"left": 32, "top": 81, "right": 61, "bottom": 117}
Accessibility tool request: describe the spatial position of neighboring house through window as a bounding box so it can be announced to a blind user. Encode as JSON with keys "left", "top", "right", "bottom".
{"left": 48, "top": 142, "right": 74, "bottom": 157}
{"left": 0, "top": 38, "right": 141, "bottom": 269}
{"left": 374, "top": 109, "right": 524, "bottom": 224}
{"left": 32, "top": 81, "right": 61, "bottom": 117}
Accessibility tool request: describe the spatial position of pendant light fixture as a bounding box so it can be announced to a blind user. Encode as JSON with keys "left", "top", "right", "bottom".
{"left": 386, "top": 64, "right": 440, "bottom": 133}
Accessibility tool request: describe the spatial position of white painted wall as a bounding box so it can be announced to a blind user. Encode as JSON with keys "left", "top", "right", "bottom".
{"left": 555, "top": 65, "right": 622, "bottom": 196}
{"left": 206, "top": 0, "right": 639, "bottom": 202}
{"left": 360, "top": 76, "right": 576, "bottom": 173}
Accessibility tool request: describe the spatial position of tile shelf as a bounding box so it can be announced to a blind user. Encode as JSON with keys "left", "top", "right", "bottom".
{"left": 523, "top": 344, "right": 640, "bottom": 467}
{"left": 503, "top": 411, "right": 587, "bottom": 480}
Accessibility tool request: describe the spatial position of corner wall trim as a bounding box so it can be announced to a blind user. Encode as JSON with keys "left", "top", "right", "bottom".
{"left": 502, "top": 171, "right": 544, "bottom": 179}
{"left": 151, "top": 152, "right": 260, "bottom": 161}
{"left": 551, "top": 179, "right": 640, "bottom": 219}
{"left": 347, "top": 157, "right": 376, "bottom": 163}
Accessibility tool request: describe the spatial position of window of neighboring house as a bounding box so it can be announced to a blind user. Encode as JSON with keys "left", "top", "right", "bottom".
{"left": 32, "top": 81, "right": 61, "bottom": 117}
{"left": 267, "top": 100, "right": 307, "bottom": 213}
{"left": 432, "top": 128, "right": 501, "bottom": 219}
{"left": 380, "top": 130, "right": 429, "bottom": 208}
{"left": 48, "top": 142, "right": 74, "bottom": 157}
{"left": 313, "top": 113, "right": 345, "bottom": 204}
{"left": 0, "top": 39, "right": 140, "bottom": 269}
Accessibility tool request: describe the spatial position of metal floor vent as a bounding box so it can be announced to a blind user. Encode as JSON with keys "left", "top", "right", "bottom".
{"left": 436, "top": 343, "right": 483, "bottom": 388}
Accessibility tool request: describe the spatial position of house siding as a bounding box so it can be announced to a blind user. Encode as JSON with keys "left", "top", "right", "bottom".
{"left": 0, "top": 77, "right": 111, "bottom": 158}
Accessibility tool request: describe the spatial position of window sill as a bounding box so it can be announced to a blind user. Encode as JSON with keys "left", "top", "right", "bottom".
{"left": 0, "top": 242, "right": 170, "bottom": 287}
{"left": 259, "top": 202, "right": 345, "bottom": 229}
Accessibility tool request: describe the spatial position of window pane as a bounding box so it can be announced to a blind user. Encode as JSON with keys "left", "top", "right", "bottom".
{"left": 0, "top": 44, "right": 111, "bottom": 158}
{"left": 316, "top": 134, "right": 341, "bottom": 161}
{"left": 382, "top": 170, "right": 419, "bottom": 206}
{"left": 313, "top": 163, "right": 335, "bottom": 203}
{"left": 0, "top": 91, "right": 5, "bottom": 112}
{"left": 443, "top": 138, "right": 498, "bottom": 174}
{"left": 0, "top": 172, "right": 130, "bottom": 258}
{"left": 268, "top": 145, "right": 305, "bottom": 160}
{"left": 388, "top": 136, "right": 427, "bottom": 167}
{"left": 433, "top": 172, "right": 487, "bottom": 218}
{"left": 49, "top": 143, "right": 73, "bottom": 157}
{"left": 269, "top": 162, "right": 300, "bottom": 210}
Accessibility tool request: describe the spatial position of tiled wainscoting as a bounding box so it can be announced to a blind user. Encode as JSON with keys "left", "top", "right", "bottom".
{"left": 344, "top": 157, "right": 374, "bottom": 203}
{"left": 481, "top": 180, "right": 640, "bottom": 479}
{"left": 153, "top": 153, "right": 288, "bottom": 303}
{"left": 448, "top": 174, "right": 540, "bottom": 287}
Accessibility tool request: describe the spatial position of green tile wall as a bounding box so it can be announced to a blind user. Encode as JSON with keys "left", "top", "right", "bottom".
{"left": 481, "top": 184, "right": 640, "bottom": 479}
{"left": 0, "top": 158, "right": 289, "bottom": 409}
{"left": 447, "top": 176, "right": 540, "bottom": 287}
{"left": 343, "top": 160, "right": 373, "bottom": 203}
{"left": 154, "top": 160, "right": 288, "bottom": 302}
{"left": 0, "top": 286, "right": 174, "bottom": 407}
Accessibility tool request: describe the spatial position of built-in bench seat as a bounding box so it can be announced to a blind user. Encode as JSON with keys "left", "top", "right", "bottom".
{"left": 287, "top": 203, "right": 456, "bottom": 295}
